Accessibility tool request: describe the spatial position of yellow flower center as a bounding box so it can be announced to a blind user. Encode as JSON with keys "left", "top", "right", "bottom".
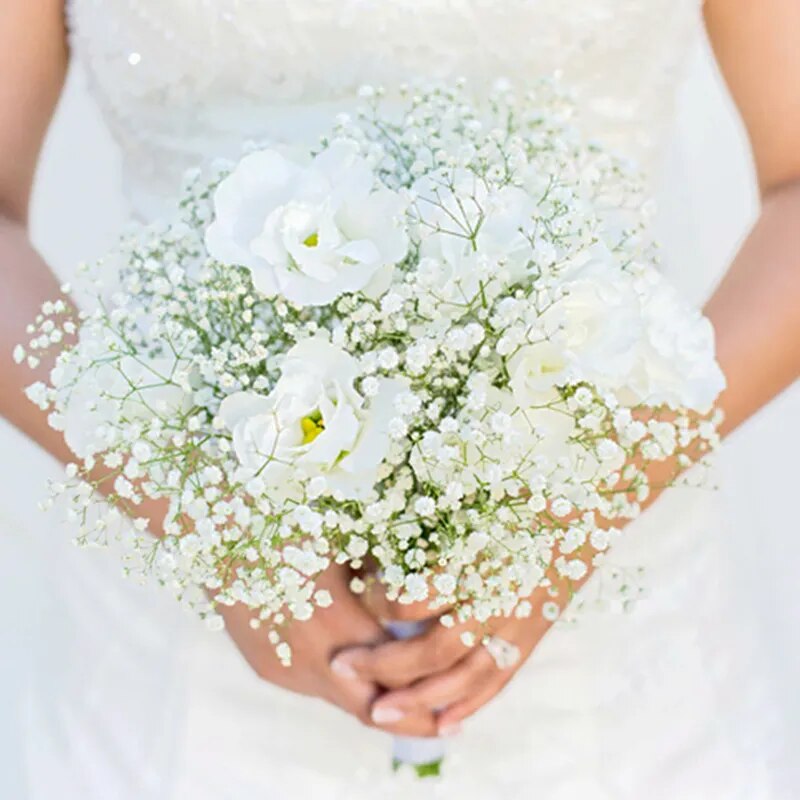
{"left": 303, "top": 231, "right": 319, "bottom": 248}
{"left": 300, "top": 410, "right": 325, "bottom": 444}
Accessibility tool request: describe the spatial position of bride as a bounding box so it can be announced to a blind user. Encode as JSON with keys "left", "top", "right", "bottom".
{"left": 2, "top": 1, "right": 798, "bottom": 797}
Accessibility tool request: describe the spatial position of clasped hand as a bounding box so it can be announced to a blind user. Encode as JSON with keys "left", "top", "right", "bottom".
{"left": 331, "top": 577, "right": 559, "bottom": 738}
{"left": 220, "top": 563, "right": 561, "bottom": 739}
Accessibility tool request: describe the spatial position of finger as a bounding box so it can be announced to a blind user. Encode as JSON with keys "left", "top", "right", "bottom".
{"left": 329, "top": 668, "right": 440, "bottom": 736}
{"left": 330, "top": 666, "right": 381, "bottom": 717}
{"left": 369, "top": 705, "right": 441, "bottom": 738}
{"left": 371, "top": 645, "right": 497, "bottom": 717}
{"left": 331, "top": 621, "right": 474, "bottom": 688}
{"left": 435, "top": 660, "right": 514, "bottom": 732}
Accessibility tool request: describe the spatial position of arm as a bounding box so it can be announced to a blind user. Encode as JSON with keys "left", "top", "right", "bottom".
{"left": 703, "top": 0, "right": 800, "bottom": 435}
{"left": 0, "top": 1, "right": 74, "bottom": 462}
{"left": 337, "top": 0, "right": 800, "bottom": 736}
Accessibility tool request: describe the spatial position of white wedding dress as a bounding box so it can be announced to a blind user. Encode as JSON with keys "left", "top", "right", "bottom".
{"left": 2, "top": 1, "right": 798, "bottom": 798}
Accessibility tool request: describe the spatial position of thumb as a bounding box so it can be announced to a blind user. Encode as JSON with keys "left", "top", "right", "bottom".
{"left": 329, "top": 646, "right": 373, "bottom": 680}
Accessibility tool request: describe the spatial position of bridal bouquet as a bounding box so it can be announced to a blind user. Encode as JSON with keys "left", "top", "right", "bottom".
{"left": 21, "top": 80, "right": 723, "bottom": 773}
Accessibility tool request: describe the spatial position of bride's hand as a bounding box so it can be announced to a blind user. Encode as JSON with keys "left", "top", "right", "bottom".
{"left": 330, "top": 585, "right": 564, "bottom": 737}
{"left": 218, "top": 563, "right": 438, "bottom": 732}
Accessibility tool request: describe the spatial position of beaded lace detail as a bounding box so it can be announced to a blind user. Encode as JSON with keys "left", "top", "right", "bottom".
{"left": 67, "top": 0, "right": 703, "bottom": 212}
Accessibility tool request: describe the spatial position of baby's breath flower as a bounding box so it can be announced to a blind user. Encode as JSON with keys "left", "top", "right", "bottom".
{"left": 23, "top": 81, "right": 722, "bottom": 663}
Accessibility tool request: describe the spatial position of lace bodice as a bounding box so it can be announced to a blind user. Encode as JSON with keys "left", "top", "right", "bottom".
{"left": 67, "top": 0, "right": 703, "bottom": 217}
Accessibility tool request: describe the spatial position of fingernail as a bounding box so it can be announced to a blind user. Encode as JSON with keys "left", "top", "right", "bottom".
{"left": 330, "top": 656, "right": 358, "bottom": 679}
{"left": 438, "top": 722, "right": 462, "bottom": 738}
{"left": 371, "top": 706, "right": 406, "bottom": 725}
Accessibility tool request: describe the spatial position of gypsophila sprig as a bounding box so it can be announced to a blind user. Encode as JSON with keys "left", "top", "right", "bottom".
{"left": 23, "top": 80, "right": 725, "bottom": 665}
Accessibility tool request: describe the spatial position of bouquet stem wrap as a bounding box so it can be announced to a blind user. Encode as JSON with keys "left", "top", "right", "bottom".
{"left": 384, "top": 619, "right": 447, "bottom": 778}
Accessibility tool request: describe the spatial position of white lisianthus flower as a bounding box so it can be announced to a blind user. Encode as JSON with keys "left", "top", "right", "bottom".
{"left": 414, "top": 249, "right": 484, "bottom": 315}
{"left": 543, "top": 247, "right": 643, "bottom": 388}
{"left": 508, "top": 340, "right": 572, "bottom": 406}
{"left": 484, "top": 387, "right": 575, "bottom": 467}
{"left": 205, "top": 140, "right": 409, "bottom": 306}
{"left": 633, "top": 272, "right": 726, "bottom": 412}
{"left": 219, "top": 338, "right": 407, "bottom": 499}
{"left": 413, "top": 169, "right": 535, "bottom": 288}
{"left": 54, "top": 348, "right": 189, "bottom": 459}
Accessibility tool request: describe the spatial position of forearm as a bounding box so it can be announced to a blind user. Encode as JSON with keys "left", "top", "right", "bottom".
{"left": 704, "top": 179, "right": 800, "bottom": 436}
{"left": 629, "top": 182, "right": 800, "bottom": 507}
{"left": 1, "top": 213, "right": 74, "bottom": 463}
{"left": 567, "top": 183, "right": 800, "bottom": 588}
{"left": 3, "top": 214, "right": 173, "bottom": 534}
{"left": 606, "top": 179, "right": 800, "bottom": 515}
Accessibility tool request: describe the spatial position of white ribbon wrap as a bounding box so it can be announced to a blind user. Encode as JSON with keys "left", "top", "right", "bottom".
{"left": 383, "top": 619, "right": 448, "bottom": 769}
